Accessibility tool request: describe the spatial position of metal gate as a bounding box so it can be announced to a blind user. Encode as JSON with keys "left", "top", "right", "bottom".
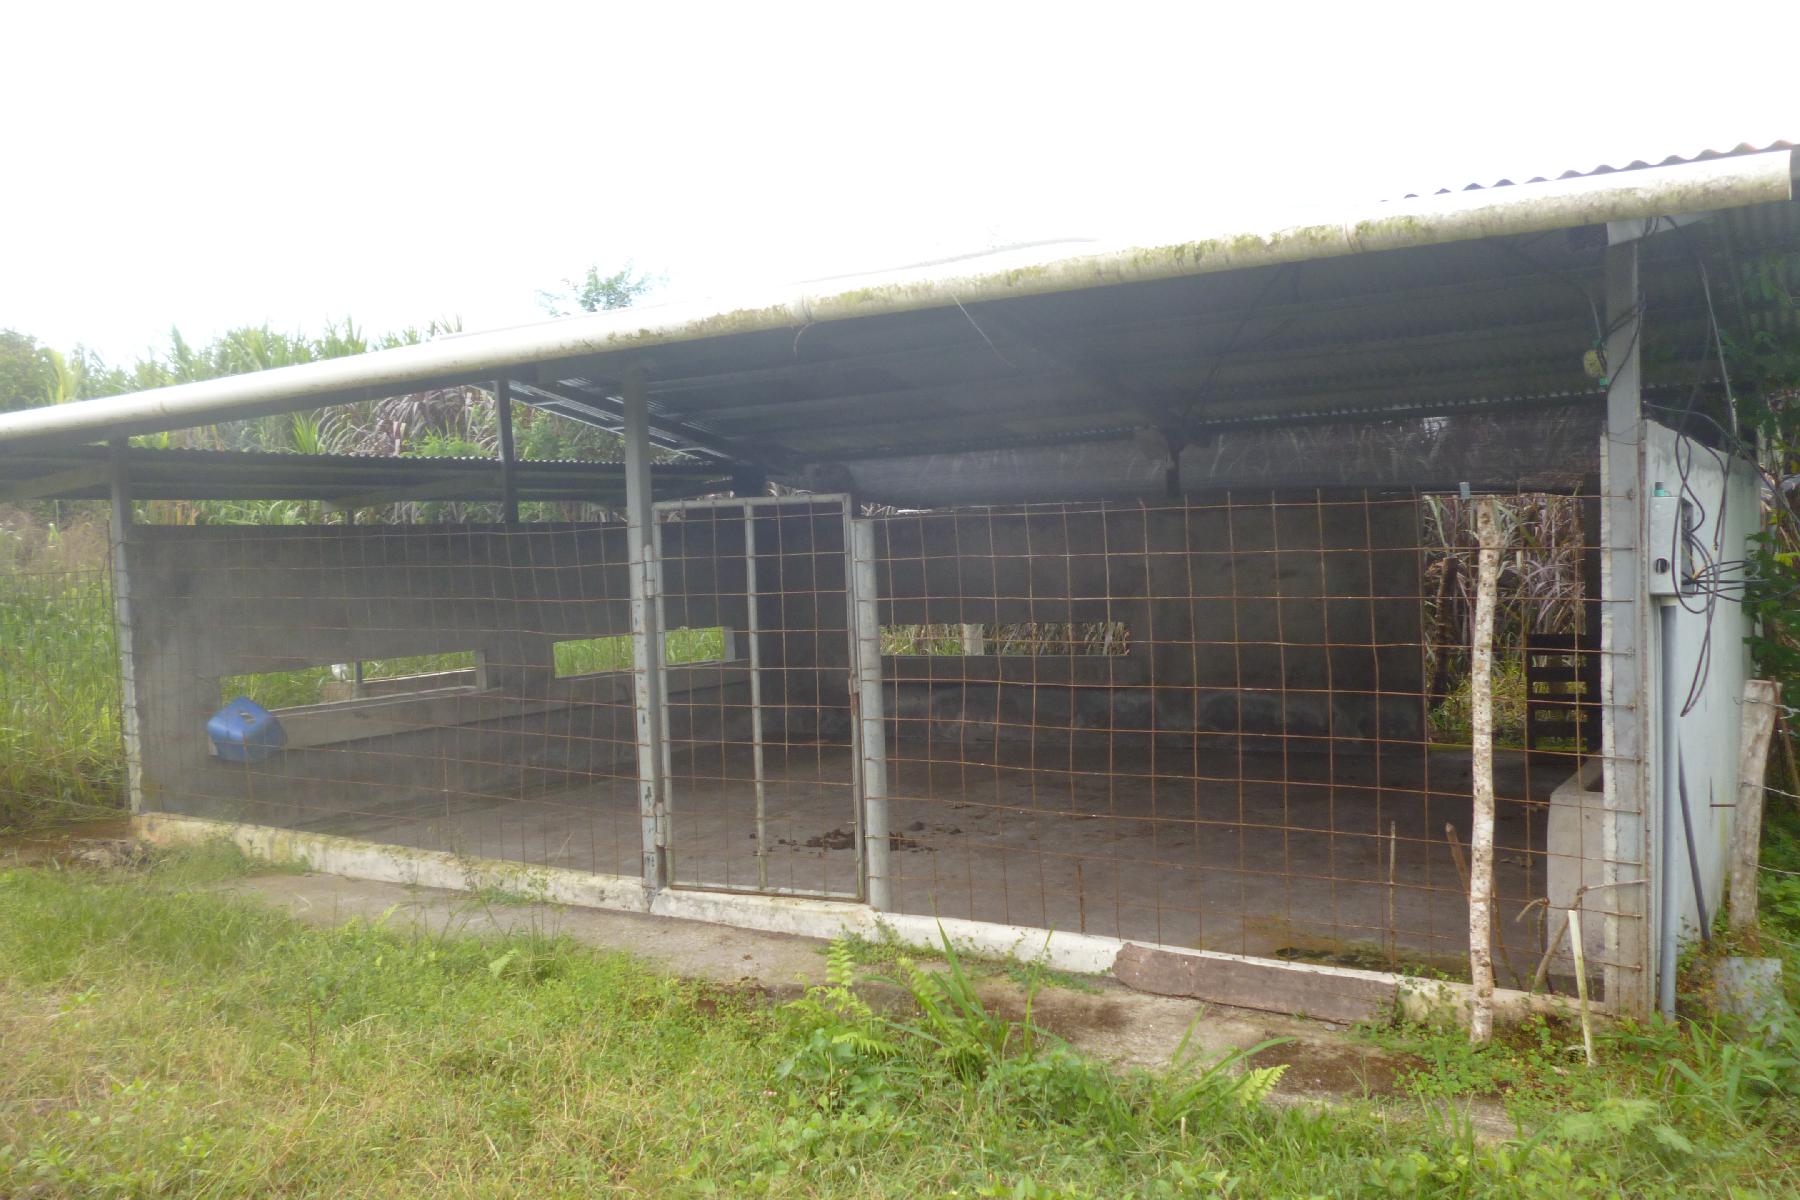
{"left": 653, "top": 495, "right": 865, "bottom": 898}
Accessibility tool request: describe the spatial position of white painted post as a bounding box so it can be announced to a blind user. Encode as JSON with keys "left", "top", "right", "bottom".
{"left": 851, "top": 519, "right": 890, "bottom": 909}
{"left": 1468, "top": 495, "right": 1501, "bottom": 1043}
{"left": 623, "top": 370, "right": 668, "bottom": 888}
{"left": 1600, "top": 239, "right": 1653, "bottom": 1019}
{"left": 107, "top": 443, "right": 144, "bottom": 814}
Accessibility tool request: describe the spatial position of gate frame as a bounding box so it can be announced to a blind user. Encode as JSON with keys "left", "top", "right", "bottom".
{"left": 648, "top": 492, "right": 870, "bottom": 901}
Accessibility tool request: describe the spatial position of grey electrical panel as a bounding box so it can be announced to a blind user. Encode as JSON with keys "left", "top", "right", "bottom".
{"left": 1647, "top": 488, "right": 1694, "bottom": 597}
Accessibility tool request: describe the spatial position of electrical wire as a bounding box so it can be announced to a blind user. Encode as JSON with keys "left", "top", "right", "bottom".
{"left": 1657, "top": 219, "right": 1750, "bottom": 716}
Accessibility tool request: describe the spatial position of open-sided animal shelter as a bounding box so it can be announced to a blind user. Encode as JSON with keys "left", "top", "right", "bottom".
{"left": 3, "top": 143, "right": 1795, "bottom": 1021}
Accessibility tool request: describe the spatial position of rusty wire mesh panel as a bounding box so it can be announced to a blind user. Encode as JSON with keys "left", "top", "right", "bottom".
{"left": 655, "top": 497, "right": 861, "bottom": 898}
{"left": 108, "top": 482, "right": 1644, "bottom": 1001}
{"left": 125, "top": 521, "right": 647, "bottom": 876}
{"left": 862, "top": 490, "right": 1627, "bottom": 993}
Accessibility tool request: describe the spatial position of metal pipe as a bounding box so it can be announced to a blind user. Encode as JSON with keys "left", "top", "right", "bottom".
{"left": 652, "top": 513, "right": 673, "bottom": 835}
{"left": 494, "top": 378, "right": 517, "bottom": 523}
{"left": 1676, "top": 746, "right": 1711, "bottom": 948}
{"left": 1658, "top": 600, "right": 1680, "bottom": 1020}
{"left": 342, "top": 506, "right": 365, "bottom": 698}
{"left": 655, "top": 493, "right": 852, "bottom": 511}
{"left": 1, "top": 153, "right": 1789, "bottom": 452}
{"left": 851, "top": 519, "right": 890, "bottom": 910}
{"left": 744, "top": 506, "right": 768, "bottom": 889}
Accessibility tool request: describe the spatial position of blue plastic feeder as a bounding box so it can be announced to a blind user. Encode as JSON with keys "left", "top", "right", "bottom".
{"left": 207, "top": 697, "right": 287, "bottom": 763}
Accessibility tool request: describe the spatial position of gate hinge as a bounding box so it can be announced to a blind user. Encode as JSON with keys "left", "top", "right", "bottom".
{"left": 639, "top": 544, "right": 659, "bottom": 597}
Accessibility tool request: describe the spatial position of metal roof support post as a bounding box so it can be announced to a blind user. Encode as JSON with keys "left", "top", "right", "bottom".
{"left": 1599, "top": 241, "right": 1653, "bottom": 1019}
{"left": 343, "top": 506, "right": 365, "bottom": 697}
{"left": 624, "top": 369, "right": 669, "bottom": 889}
{"left": 744, "top": 507, "right": 769, "bottom": 890}
{"left": 107, "top": 442, "right": 145, "bottom": 814}
{"left": 851, "top": 519, "right": 890, "bottom": 910}
{"left": 495, "top": 378, "right": 518, "bottom": 524}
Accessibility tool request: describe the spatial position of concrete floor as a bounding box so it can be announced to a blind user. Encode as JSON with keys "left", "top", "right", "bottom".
{"left": 293, "top": 738, "right": 1584, "bottom": 981}
{"left": 880, "top": 742, "right": 1569, "bottom": 977}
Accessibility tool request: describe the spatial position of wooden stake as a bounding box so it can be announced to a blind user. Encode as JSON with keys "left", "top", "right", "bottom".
{"left": 1445, "top": 823, "right": 1470, "bottom": 893}
{"left": 1446, "top": 821, "right": 1523, "bottom": 989}
{"left": 1729, "top": 680, "right": 1782, "bottom": 939}
{"left": 1468, "top": 496, "right": 1502, "bottom": 1043}
{"left": 1568, "top": 904, "right": 1596, "bottom": 1067}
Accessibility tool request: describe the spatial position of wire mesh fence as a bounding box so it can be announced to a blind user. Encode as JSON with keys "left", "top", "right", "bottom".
{"left": 128, "top": 520, "right": 648, "bottom": 876}
{"left": 119, "top": 497, "right": 867, "bottom": 898}
{"left": 860, "top": 489, "right": 1622, "bottom": 987}
{"left": 654, "top": 497, "right": 861, "bottom": 897}
{"left": 27, "top": 483, "right": 1645, "bottom": 996}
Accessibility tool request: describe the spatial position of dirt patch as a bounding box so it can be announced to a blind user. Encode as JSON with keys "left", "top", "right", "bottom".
{"left": 978, "top": 981, "right": 1129, "bottom": 1037}
{"left": 1247, "top": 1038, "right": 1426, "bottom": 1099}
{"left": 690, "top": 980, "right": 776, "bottom": 1018}
{"left": 0, "top": 820, "right": 139, "bottom": 868}
{"left": 787, "top": 827, "right": 936, "bottom": 852}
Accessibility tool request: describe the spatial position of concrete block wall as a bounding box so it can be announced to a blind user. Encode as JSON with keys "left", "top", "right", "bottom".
{"left": 124, "top": 522, "right": 751, "bottom": 831}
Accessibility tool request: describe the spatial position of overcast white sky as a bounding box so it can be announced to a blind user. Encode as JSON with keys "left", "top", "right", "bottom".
{"left": 3, "top": 2, "right": 1793, "bottom": 363}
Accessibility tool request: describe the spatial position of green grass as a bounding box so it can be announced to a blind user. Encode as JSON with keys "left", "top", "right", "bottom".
{"left": 0, "top": 570, "right": 124, "bottom": 833}
{"left": 1429, "top": 657, "right": 1530, "bottom": 748}
{"left": 836, "top": 922, "right": 1106, "bottom": 994}
{"left": 1, "top": 855, "right": 1798, "bottom": 1197}
{"left": 554, "top": 627, "right": 726, "bottom": 678}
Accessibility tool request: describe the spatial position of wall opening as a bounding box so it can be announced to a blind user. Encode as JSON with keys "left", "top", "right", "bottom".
{"left": 221, "top": 651, "right": 481, "bottom": 710}
{"left": 552, "top": 627, "right": 733, "bottom": 678}
{"left": 882, "top": 621, "right": 1130, "bottom": 657}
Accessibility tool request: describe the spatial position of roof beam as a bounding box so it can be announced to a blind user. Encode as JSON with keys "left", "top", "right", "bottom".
{"left": 788, "top": 374, "right": 1609, "bottom": 462}
{"left": 512, "top": 380, "right": 795, "bottom": 468}
{"left": 0, "top": 463, "right": 110, "bottom": 503}
{"left": 795, "top": 390, "right": 1603, "bottom": 465}
{"left": 328, "top": 474, "right": 500, "bottom": 509}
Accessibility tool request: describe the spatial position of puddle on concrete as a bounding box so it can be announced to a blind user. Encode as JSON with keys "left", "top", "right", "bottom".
{"left": 0, "top": 818, "right": 136, "bottom": 867}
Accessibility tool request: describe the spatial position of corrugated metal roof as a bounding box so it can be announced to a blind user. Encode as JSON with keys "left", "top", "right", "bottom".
{"left": 0, "top": 144, "right": 1793, "bottom": 505}
{"left": 1425, "top": 140, "right": 1796, "bottom": 194}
